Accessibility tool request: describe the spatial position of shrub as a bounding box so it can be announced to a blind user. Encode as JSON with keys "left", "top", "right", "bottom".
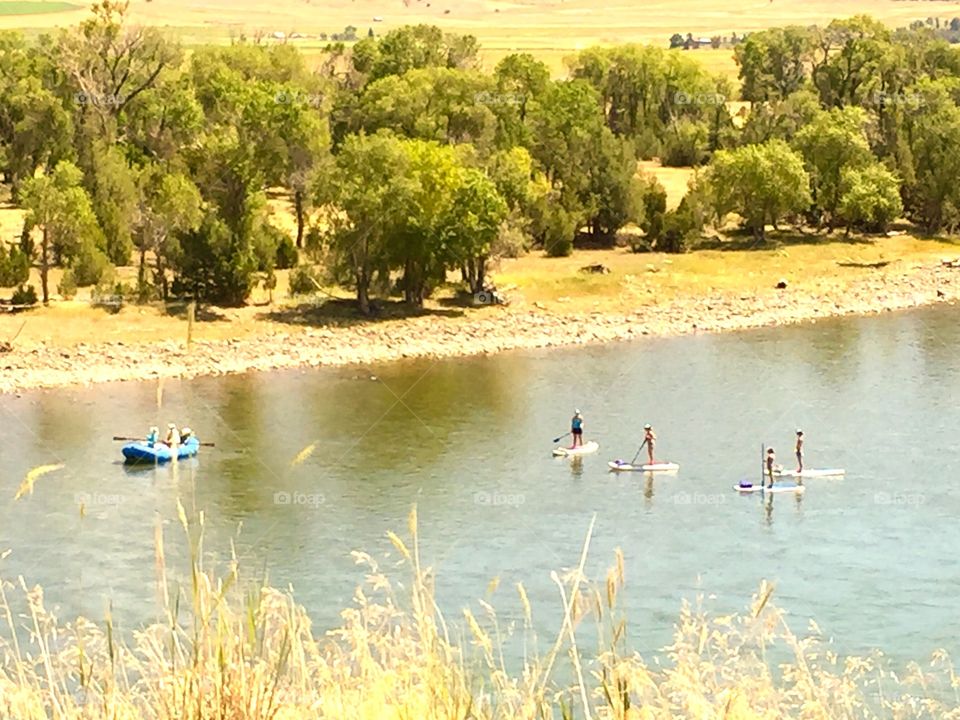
{"left": 11, "top": 283, "right": 38, "bottom": 308}
{"left": 637, "top": 177, "right": 668, "bottom": 250}
{"left": 491, "top": 218, "right": 529, "bottom": 259}
{"left": 661, "top": 118, "right": 710, "bottom": 167}
{"left": 72, "top": 243, "right": 112, "bottom": 286}
{"left": 0, "top": 244, "right": 30, "bottom": 287}
{"left": 57, "top": 270, "right": 78, "bottom": 300}
{"left": 659, "top": 198, "right": 703, "bottom": 253}
{"left": 174, "top": 214, "right": 257, "bottom": 306}
{"left": 289, "top": 265, "right": 322, "bottom": 296}
{"left": 544, "top": 207, "right": 576, "bottom": 258}
{"left": 275, "top": 234, "right": 299, "bottom": 269}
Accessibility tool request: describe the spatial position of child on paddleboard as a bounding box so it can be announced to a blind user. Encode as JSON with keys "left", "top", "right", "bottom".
{"left": 571, "top": 410, "right": 583, "bottom": 447}
{"left": 795, "top": 430, "right": 804, "bottom": 473}
{"left": 766, "top": 448, "right": 776, "bottom": 487}
{"left": 643, "top": 424, "right": 656, "bottom": 465}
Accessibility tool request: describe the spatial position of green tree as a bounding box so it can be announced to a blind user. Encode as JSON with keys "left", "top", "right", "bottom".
{"left": 492, "top": 53, "right": 550, "bottom": 147}
{"left": 134, "top": 167, "right": 203, "bottom": 300}
{"left": 585, "top": 131, "right": 645, "bottom": 239}
{"left": 359, "top": 68, "right": 497, "bottom": 148}
{"left": 56, "top": 0, "right": 182, "bottom": 139}
{"left": 88, "top": 140, "right": 138, "bottom": 263}
{"left": 1, "top": 77, "right": 73, "bottom": 196}
{"left": 527, "top": 79, "right": 606, "bottom": 221}
{"left": 325, "top": 132, "right": 411, "bottom": 314}
{"left": 793, "top": 107, "right": 874, "bottom": 230}
{"left": 123, "top": 76, "right": 205, "bottom": 163}
{"left": 20, "top": 161, "right": 104, "bottom": 304}
{"left": 735, "top": 27, "right": 813, "bottom": 103}
{"left": 362, "top": 25, "right": 479, "bottom": 83}
{"left": 902, "top": 78, "right": 960, "bottom": 233}
{"left": 636, "top": 174, "right": 667, "bottom": 248}
{"left": 440, "top": 168, "right": 508, "bottom": 295}
{"left": 837, "top": 163, "right": 903, "bottom": 235}
{"left": 174, "top": 211, "right": 256, "bottom": 306}
{"left": 543, "top": 205, "right": 577, "bottom": 257}
{"left": 0, "top": 243, "right": 30, "bottom": 287}
{"left": 739, "top": 88, "right": 821, "bottom": 145}
{"left": 388, "top": 139, "right": 463, "bottom": 305}
{"left": 811, "top": 16, "right": 890, "bottom": 109}
{"left": 704, "top": 140, "right": 811, "bottom": 241}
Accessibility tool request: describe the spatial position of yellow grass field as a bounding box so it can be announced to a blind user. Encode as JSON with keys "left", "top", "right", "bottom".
{"left": 5, "top": 0, "right": 960, "bottom": 78}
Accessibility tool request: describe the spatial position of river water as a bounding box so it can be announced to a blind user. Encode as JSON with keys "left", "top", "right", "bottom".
{"left": 1, "top": 304, "right": 959, "bottom": 667}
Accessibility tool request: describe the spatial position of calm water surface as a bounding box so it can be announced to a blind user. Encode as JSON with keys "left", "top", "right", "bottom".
{"left": 1, "top": 304, "right": 959, "bottom": 666}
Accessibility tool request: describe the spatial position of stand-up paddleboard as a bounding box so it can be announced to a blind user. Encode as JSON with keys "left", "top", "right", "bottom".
{"left": 734, "top": 481, "right": 805, "bottom": 494}
{"left": 773, "top": 468, "right": 845, "bottom": 478}
{"left": 608, "top": 460, "right": 680, "bottom": 472}
{"left": 553, "top": 441, "right": 599, "bottom": 457}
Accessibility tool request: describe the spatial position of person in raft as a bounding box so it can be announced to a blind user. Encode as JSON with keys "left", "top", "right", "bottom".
{"left": 180, "top": 427, "right": 193, "bottom": 443}
{"left": 795, "top": 430, "right": 804, "bottom": 473}
{"left": 642, "top": 424, "right": 657, "bottom": 465}
{"left": 165, "top": 423, "right": 181, "bottom": 448}
{"left": 766, "top": 448, "right": 777, "bottom": 487}
{"left": 146, "top": 426, "right": 159, "bottom": 447}
{"left": 571, "top": 410, "right": 584, "bottom": 447}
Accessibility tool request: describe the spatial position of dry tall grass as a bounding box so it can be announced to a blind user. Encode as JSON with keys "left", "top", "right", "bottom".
{"left": 1, "top": 505, "right": 958, "bottom": 719}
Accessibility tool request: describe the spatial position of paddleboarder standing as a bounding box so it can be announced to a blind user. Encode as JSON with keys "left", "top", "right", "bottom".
{"left": 766, "top": 448, "right": 777, "bottom": 487}
{"left": 643, "top": 424, "right": 656, "bottom": 465}
{"left": 571, "top": 410, "right": 584, "bottom": 448}
{"left": 795, "top": 430, "right": 804, "bottom": 473}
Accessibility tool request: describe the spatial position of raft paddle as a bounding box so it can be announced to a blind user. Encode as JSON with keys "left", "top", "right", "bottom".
{"left": 113, "top": 435, "right": 216, "bottom": 447}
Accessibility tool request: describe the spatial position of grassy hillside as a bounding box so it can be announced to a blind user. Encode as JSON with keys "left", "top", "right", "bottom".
{"left": 0, "top": 1, "right": 80, "bottom": 15}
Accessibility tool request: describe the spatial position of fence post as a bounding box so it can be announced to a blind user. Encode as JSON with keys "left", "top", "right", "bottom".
{"left": 187, "top": 301, "right": 195, "bottom": 350}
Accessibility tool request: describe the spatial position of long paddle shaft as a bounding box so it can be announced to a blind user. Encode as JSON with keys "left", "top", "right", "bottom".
{"left": 113, "top": 435, "right": 215, "bottom": 448}
{"left": 631, "top": 440, "right": 648, "bottom": 464}
{"left": 761, "top": 443, "right": 766, "bottom": 488}
{"left": 552, "top": 431, "right": 571, "bottom": 443}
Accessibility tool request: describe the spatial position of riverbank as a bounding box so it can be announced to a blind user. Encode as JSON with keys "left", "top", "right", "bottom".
{"left": 1, "top": 239, "right": 958, "bottom": 394}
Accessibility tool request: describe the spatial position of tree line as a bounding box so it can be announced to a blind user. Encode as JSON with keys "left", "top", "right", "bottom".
{"left": 1, "top": 5, "right": 959, "bottom": 312}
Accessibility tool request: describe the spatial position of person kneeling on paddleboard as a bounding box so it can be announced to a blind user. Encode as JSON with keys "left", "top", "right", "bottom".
{"left": 643, "top": 424, "right": 656, "bottom": 465}
{"left": 795, "top": 430, "right": 804, "bottom": 473}
{"left": 766, "top": 448, "right": 776, "bottom": 488}
{"left": 571, "top": 410, "right": 584, "bottom": 448}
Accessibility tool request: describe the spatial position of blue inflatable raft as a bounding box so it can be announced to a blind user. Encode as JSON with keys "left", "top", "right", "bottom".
{"left": 122, "top": 437, "right": 200, "bottom": 464}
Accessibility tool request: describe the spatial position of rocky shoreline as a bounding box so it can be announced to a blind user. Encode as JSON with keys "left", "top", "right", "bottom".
{"left": 0, "top": 262, "right": 956, "bottom": 394}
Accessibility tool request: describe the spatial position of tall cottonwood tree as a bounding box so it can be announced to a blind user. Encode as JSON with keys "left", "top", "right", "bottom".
{"left": 20, "top": 161, "right": 103, "bottom": 304}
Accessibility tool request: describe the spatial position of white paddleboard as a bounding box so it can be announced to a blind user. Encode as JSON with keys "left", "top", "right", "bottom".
{"left": 734, "top": 482, "right": 805, "bottom": 494}
{"left": 608, "top": 460, "right": 680, "bottom": 472}
{"left": 553, "top": 441, "right": 599, "bottom": 457}
{"left": 773, "top": 468, "right": 845, "bottom": 478}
